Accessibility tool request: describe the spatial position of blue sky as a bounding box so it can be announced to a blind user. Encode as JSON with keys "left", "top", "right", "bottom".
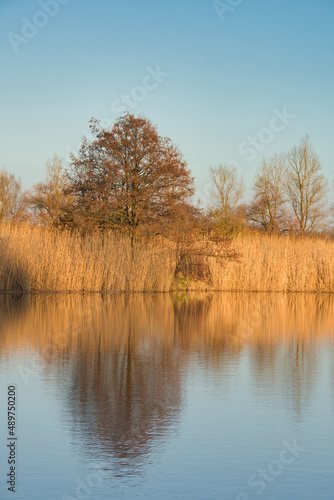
{"left": 1, "top": 0, "right": 333, "bottom": 203}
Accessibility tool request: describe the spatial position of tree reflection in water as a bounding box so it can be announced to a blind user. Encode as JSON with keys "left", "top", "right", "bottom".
{"left": 0, "top": 292, "right": 334, "bottom": 475}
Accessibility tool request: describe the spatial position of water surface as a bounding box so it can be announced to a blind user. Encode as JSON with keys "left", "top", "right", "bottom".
{"left": 0, "top": 293, "right": 333, "bottom": 499}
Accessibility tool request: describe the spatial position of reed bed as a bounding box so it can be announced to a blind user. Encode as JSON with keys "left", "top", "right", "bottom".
{"left": 0, "top": 224, "right": 173, "bottom": 292}
{"left": 1, "top": 224, "right": 334, "bottom": 292}
{"left": 211, "top": 233, "right": 334, "bottom": 292}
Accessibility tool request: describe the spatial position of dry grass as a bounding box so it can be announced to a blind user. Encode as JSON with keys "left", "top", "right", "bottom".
{"left": 0, "top": 224, "right": 173, "bottom": 292}
{"left": 210, "top": 233, "right": 334, "bottom": 292}
{"left": 1, "top": 224, "right": 334, "bottom": 292}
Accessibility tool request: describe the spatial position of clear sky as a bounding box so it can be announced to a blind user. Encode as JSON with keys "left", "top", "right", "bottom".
{"left": 1, "top": 0, "right": 333, "bottom": 204}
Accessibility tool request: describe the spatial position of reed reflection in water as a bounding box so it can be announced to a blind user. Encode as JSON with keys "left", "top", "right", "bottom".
{"left": 0, "top": 292, "right": 333, "bottom": 499}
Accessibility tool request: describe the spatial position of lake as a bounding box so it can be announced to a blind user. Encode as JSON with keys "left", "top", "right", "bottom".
{"left": 0, "top": 292, "right": 333, "bottom": 499}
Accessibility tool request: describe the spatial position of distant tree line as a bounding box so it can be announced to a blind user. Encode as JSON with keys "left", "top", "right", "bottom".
{"left": 0, "top": 114, "right": 331, "bottom": 238}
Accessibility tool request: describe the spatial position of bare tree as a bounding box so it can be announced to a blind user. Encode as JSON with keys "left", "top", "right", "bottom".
{"left": 0, "top": 169, "right": 25, "bottom": 222}
{"left": 29, "top": 155, "right": 72, "bottom": 227}
{"left": 285, "top": 136, "right": 328, "bottom": 235}
{"left": 208, "top": 164, "right": 245, "bottom": 233}
{"left": 247, "top": 154, "right": 287, "bottom": 232}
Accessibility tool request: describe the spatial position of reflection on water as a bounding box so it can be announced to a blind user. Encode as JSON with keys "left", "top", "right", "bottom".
{"left": 0, "top": 292, "right": 334, "bottom": 499}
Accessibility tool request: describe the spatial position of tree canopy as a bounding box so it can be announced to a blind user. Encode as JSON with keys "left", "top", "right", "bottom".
{"left": 68, "top": 113, "right": 195, "bottom": 233}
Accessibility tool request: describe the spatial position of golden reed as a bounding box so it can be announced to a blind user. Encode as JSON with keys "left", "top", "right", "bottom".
{"left": 1, "top": 293, "right": 333, "bottom": 356}
{"left": 1, "top": 224, "right": 334, "bottom": 292}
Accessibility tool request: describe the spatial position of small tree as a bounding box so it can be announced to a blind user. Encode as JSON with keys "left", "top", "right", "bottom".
{"left": 208, "top": 164, "right": 245, "bottom": 234}
{"left": 30, "top": 155, "right": 72, "bottom": 227}
{"left": 247, "top": 154, "right": 287, "bottom": 232}
{"left": 285, "top": 136, "right": 328, "bottom": 235}
{"left": 68, "top": 114, "right": 195, "bottom": 234}
{"left": 160, "top": 204, "right": 239, "bottom": 287}
{"left": 0, "top": 169, "right": 25, "bottom": 222}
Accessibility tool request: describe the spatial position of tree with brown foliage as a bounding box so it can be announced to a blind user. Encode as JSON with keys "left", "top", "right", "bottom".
{"left": 158, "top": 204, "right": 239, "bottom": 287}
{"left": 68, "top": 114, "right": 195, "bottom": 234}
